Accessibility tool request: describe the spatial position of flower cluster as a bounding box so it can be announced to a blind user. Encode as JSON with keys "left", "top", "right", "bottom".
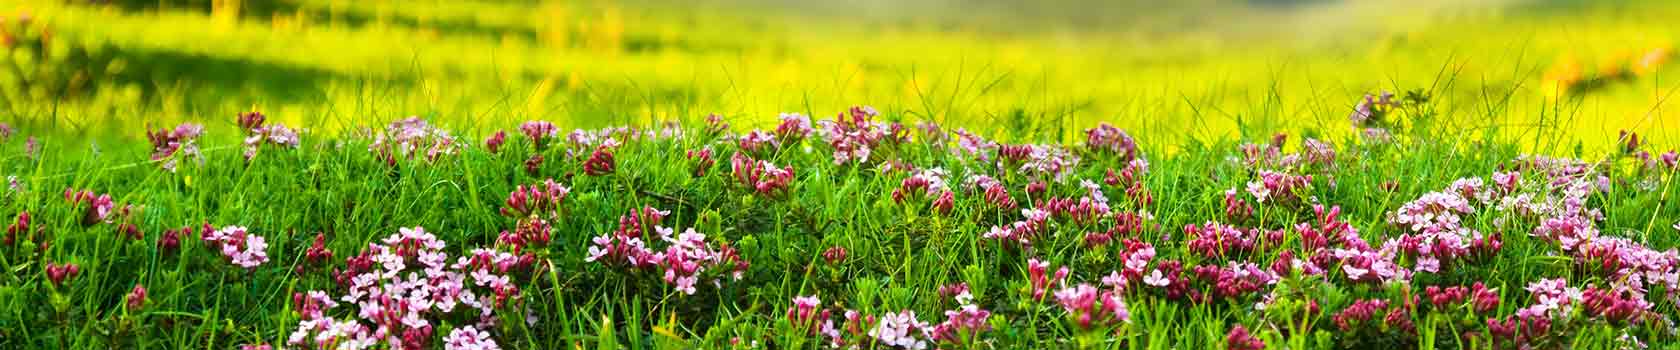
{"left": 63, "top": 188, "right": 117, "bottom": 225}
{"left": 982, "top": 208, "right": 1051, "bottom": 247}
{"left": 817, "top": 106, "right": 887, "bottom": 165}
{"left": 1026, "top": 258, "right": 1069, "bottom": 301}
{"left": 1053, "top": 283, "right": 1130, "bottom": 331}
{"left": 289, "top": 227, "right": 515, "bottom": 350}
{"left": 45, "top": 261, "right": 79, "bottom": 287}
{"left": 238, "top": 112, "right": 301, "bottom": 161}
{"left": 730, "top": 153, "right": 795, "bottom": 197}
{"left": 146, "top": 122, "right": 204, "bottom": 172}
{"left": 202, "top": 225, "right": 270, "bottom": 269}
{"left": 370, "top": 117, "right": 460, "bottom": 163}
{"left": 519, "top": 120, "right": 558, "bottom": 150}
{"left": 587, "top": 207, "right": 747, "bottom": 295}
{"left": 1084, "top": 123, "right": 1138, "bottom": 161}
{"left": 500, "top": 178, "right": 570, "bottom": 219}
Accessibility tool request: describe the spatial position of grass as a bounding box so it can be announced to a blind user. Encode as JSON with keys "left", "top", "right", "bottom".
{"left": 1, "top": 0, "right": 1680, "bottom": 349}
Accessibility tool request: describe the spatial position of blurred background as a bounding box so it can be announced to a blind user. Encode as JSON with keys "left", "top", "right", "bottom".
{"left": 0, "top": 0, "right": 1675, "bottom": 150}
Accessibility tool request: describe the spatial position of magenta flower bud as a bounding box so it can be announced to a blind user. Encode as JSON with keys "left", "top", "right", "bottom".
{"left": 524, "top": 153, "right": 544, "bottom": 176}
{"left": 583, "top": 146, "right": 615, "bottom": 176}
{"left": 237, "top": 111, "right": 266, "bottom": 131}
{"left": 485, "top": 130, "right": 506, "bottom": 154}
{"left": 932, "top": 190, "right": 955, "bottom": 215}
{"left": 520, "top": 121, "right": 558, "bottom": 150}
{"left": 822, "top": 246, "right": 847, "bottom": 265}
{"left": 126, "top": 284, "right": 148, "bottom": 310}
{"left": 46, "top": 262, "right": 79, "bottom": 287}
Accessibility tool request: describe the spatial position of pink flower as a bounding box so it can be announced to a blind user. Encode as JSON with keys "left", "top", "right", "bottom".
{"left": 519, "top": 120, "right": 559, "bottom": 149}
{"left": 237, "top": 111, "right": 266, "bottom": 130}
{"left": 45, "top": 262, "right": 79, "bottom": 287}
{"left": 867, "top": 310, "right": 929, "bottom": 349}
{"left": 930, "top": 304, "right": 990, "bottom": 344}
{"left": 583, "top": 146, "right": 615, "bottom": 176}
{"left": 126, "top": 284, "right": 147, "bottom": 310}
{"left": 1027, "top": 258, "right": 1069, "bottom": 301}
{"left": 370, "top": 117, "right": 460, "bottom": 163}
{"left": 687, "top": 147, "right": 715, "bottom": 177}
{"left": 444, "top": 326, "right": 501, "bottom": 350}
{"left": 730, "top": 153, "right": 796, "bottom": 197}
{"left": 203, "top": 225, "right": 270, "bottom": 269}
{"left": 147, "top": 122, "right": 205, "bottom": 172}
{"left": 822, "top": 246, "right": 848, "bottom": 265}
{"left": 484, "top": 130, "right": 506, "bottom": 154}
{"left": 243, "top": 123, "right": 301, "bottom": 161}
{"left": 1084, "top": 123, "right": 1137, "bottom": 161}
{"left": 776, "top": 113, "right": 814, "bottom": 142}
{"left": 5, "top": 211, "right": 28, "bottom": 246}
{"left": 1226, "top": 325, "right": 1265, "bottom": 350}
{"left": 501, "top": 178, "right": 571, "bottom": 218}
{"left": 1053, "top": 283, "right": 1129, "bottom": 330}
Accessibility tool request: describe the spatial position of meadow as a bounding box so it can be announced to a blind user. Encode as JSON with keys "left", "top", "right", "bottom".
{"left": 1, "top": 0, "right": 1680, "bottom": 349}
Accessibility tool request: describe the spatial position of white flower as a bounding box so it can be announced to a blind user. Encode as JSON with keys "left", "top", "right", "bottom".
{"left": 1143, "top": 269, "right": 1169, "bottom": 287}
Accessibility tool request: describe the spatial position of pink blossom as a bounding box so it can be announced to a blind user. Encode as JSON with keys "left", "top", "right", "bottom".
{"left": 203, "top": 225, "right": 270, "bottom": 269}
{"left": 730, "top": 153, "right": 795, "bottom": 197}
{"left": 1226, "top": 325, "right": 1265, "bottom": 350}
{"left": 583, "top": 146, "right": 616, "bottom": 176}
{"left": 519, "top": 120, "right": 559, "bottom": 149}
{"left": 1053, "top": 283, "right": 1130, "bottom": 330}
{"left": 867, "top": 310, "right": 929, "bottom": 349}
{"left": 126, "top": 284, "right": 148, "bottom": 310}
{"left": 1084, "top": 123, "right": 1137, "bottom": 161}
{"left": 484, "top": 131, "right": 506, "bottom": 154}
{"left": 45, "top": 262, "right": 79, "bottom": 287}
{"left": 444, "top": 326, "right": 501, "bottom": 350}
{"left": 1027, "top": 258, "right": 1069, "bottom": 301}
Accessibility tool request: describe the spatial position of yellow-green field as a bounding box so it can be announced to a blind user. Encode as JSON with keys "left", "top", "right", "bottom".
{"left": 3, "top": 0, "right": 1679, "bottom": 149}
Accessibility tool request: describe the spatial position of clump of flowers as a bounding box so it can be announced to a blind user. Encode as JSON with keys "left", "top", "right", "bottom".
{"left": 125, "top": 284, "right": 147, "bottom": 310}
{"left": 500, "top": 178, "right": 570, "bottom": 219}
{"left": 5, "top": 211, "right": 28, "bottom": 246}
{"left": 146, "top": 122, "right": 204, "bottom": 172}
{"left": 1083, "top": 123, "right": 1138, "bottom": 162}
{"left": 775, "top": 113, "right": 814, "bottom": 144}
{"left": 893, "top": 168, "right": 954, "bottom": 215}
{"left": 817, "top": 106, "right": 887, "bottom": 165}
{"left": 586, "top": 207, "right": 748, "bottom": 295}
{"left": 983, "top": 208, "right": 1051, "bottom": 248}
{"left": 1226, "top": 325, "right": 1265, "bottom": 350}
{"left": 687, "top": 147, "right": 715, "bottom": 177}
{"left": 582, "top": 146, "right": 615, "bottom": 176}
{"left": 369, "top": 117, "right": 460, "bottom": 164}
{"left": 519, "top": 120, "right": 558, "bottom": 150}
{"left": 45, "top": 261, "right": 79, "bottom": 287}
{"left": 1349, "top": 91, "right": 1400, "bottom": 141}
{"left": 868, "top": 310, "right": 931, "bottom": 349}
{"left": 730, "top": 153, "right": 795, "bottom": 197}
{"left": 201, "top": 225, "right": 270, "bottom": 269}
{"left": 288, "top": 227, "right": 516, "bottom": 350}
{"left": 443, "top": 326, "right": 502, "bottom": 350}
{"left": 965, "top": 174, "right": 1016, "bottom": 210}
{"left": 1027, "top": 258, "right": 1069, "bottom": 301}
{"left": 64, "top": 188, "right": 116, "bottom": 226}
{"left": 484, "top": 130, "right": 506, "bottom": 154}
{"left": 238, "top": 112, "right": 301, "bottom": 161}
{"left": 999, "top": 144, "right": 1080, "bottom": 181}
{"left": 1053, "top": 283, "right": 1130, "bottom": 331}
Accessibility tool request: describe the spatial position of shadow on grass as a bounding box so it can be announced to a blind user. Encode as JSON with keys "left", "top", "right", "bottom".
{"left": 88, "top": 0, "right": 541, "bottom": 43}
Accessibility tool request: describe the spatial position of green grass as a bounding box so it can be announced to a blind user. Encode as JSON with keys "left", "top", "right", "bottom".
{"left": 1, "top": 0, "right": 1678, "bottom": 150}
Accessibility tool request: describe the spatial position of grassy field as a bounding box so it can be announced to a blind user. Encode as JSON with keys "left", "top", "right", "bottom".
{"left": 2, "top": 0, "right": 1680, "bottom": 349}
